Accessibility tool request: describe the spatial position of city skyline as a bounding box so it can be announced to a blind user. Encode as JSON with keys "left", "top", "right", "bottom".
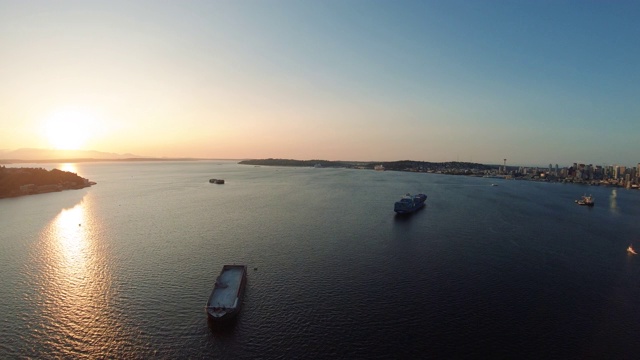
{"left": 1, "top": 1, "right": 639, "bottom": 165}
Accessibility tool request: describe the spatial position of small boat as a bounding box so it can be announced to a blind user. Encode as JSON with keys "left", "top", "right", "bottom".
{"left": 491, "top": 183, "right": 498, "bottom": 187}
{"left": 215, "top": 179, "right": 225, "bottom": 184}
{"left": 206, "top": 265, "right": 247, "bottom": 323}
{"left": 394, "top": 193, "right": 427, "bottom": 214}
{"left": 575, "top": 194, "right": 594, "bottom": 206}
{"left": 628, "top": 245, "right": 637, "bottom": 255}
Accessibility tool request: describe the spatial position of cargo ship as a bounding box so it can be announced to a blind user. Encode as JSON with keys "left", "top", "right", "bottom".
{"left": 206, "top": 265, "right": 247, "bottom": 322}
{"left": 394, "top": 193, "right": 427, "bottom": 214}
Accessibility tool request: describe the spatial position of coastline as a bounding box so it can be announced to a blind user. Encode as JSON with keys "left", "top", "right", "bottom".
{"left": 239, "top": 158, "right": 640, "bottom": 189}
{"left": 0, "top": 166, "right": 96, "bottom": 199}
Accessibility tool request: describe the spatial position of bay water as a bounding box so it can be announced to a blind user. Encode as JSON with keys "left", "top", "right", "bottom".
{"left": 2, "top": 161, "right": 640, "bottom": 359}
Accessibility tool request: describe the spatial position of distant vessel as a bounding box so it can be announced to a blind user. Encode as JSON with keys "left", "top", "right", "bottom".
{"left": 206, "top": 265, "right": 247, "bottom": 323}
{"left": 575, "top": 194, "right": 594, "bottom": 206}
{"left": 491, "top": 183, "right": 498, "bottom": 186}
{"left": 209, "top": 179, "right": 225, "bottom": 184}
{"left": 374, "top": 165, "right": 385, "bottom": 171}
{"left": 628, "top": 245, "right": 637, "bottom": 255}
{"left": 394, "top": 193, "right": 427, "bottom": 214}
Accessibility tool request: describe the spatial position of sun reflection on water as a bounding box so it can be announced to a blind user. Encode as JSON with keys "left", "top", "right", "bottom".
{"left": 54, "top": 203, "right": 87, "bottom": 276}
{"left": 30, "top": 198, "right": 141, "bottom": 357}
{"left": 59, "top": 163, "right": 78, "bottom": 174}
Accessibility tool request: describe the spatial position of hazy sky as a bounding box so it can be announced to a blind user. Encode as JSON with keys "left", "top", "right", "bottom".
{"left": 1, "top": 1, "right": 638, "bottom": 166}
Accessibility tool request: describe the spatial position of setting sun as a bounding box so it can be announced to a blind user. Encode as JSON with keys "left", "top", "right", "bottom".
{"left": 44, "top": 108, "right": 95, "bottom": 150}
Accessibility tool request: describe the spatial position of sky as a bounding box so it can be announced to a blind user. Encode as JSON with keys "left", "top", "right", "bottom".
{"left": 1, "top": 0, "right": 638, "bottom": 166}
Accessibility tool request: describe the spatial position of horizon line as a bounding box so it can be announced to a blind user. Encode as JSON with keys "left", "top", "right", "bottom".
{"left": 3, "top": 156, "right": 635, "bottom": 169}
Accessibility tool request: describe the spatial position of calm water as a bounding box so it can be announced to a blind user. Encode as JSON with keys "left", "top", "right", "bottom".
{"left": 2, "top": 161, "right": 640, "bottom": 359}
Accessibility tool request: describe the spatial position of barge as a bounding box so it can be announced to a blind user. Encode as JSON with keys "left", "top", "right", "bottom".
{"left": 206, "top": 265, "right": 247, "bottom": 323}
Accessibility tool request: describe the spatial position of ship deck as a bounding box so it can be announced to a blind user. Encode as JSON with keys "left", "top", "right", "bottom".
{"left": 207, "top": 266, "right": 244, "bottom": 309}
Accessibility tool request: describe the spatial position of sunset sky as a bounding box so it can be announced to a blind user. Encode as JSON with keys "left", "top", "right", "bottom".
{"left": 1, "top": 1, "right": 638, "bottom": 166}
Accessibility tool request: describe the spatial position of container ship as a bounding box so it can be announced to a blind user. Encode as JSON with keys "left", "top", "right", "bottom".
{"left": 394, "top": 193, "right": 427, "bottom": 214}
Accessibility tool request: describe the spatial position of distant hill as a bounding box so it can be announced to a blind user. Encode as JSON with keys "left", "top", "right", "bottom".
{"left": 0, "top": 148, "right": 148, "bottom": 161}
{"left": 239, "top": 158, "right": 494, "bottom": 172}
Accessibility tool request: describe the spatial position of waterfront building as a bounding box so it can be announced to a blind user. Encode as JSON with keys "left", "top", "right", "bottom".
{"left": 560, "top": 168, "right": 568, "bottom": 177}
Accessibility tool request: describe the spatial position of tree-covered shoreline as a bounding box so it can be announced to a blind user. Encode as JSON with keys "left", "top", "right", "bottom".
{"left": 0, "top": 166, "right": 95, "bottom": 199}
{"left": 238, "top": 158, "right": 493, "bottom": 173}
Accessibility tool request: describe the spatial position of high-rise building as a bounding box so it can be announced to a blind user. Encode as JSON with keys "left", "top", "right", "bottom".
{"left": 578, "top": 164, "right": 586, "bottom": 179}
{"left": 595, "top": 165, "right": 603, "bottom": 180}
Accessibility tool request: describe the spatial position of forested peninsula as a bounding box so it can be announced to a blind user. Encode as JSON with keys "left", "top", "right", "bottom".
{"left": 238, "top": 158, "right": 493, "bottom": 173}
{"left": 0, "top": 166, "right": 95, "bottom": 199}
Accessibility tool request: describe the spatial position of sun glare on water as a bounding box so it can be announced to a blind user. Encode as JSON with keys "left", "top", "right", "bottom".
{"left": 44, "top": 108, "right": 96, "bottom": 150}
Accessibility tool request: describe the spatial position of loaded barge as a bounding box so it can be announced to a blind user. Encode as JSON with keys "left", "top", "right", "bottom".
{"left": 206, "top": 265, "right": 247, "bottom": 323}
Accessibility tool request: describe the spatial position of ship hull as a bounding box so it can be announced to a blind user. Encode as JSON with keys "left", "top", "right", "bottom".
{"left": 394, "top": 202, "right": 425, "bottom": 214}
{"left": 578, "top": 202, "right": 594, "bottom": 207}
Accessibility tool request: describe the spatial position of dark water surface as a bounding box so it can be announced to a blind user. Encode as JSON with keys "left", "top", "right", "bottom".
{"left": 2, "top": 161, "right": 640, "bottom": 359}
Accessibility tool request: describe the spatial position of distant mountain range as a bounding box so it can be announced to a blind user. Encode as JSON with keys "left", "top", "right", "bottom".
{"left": 0, "top": 148, "right": 149, "bottom": 162}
